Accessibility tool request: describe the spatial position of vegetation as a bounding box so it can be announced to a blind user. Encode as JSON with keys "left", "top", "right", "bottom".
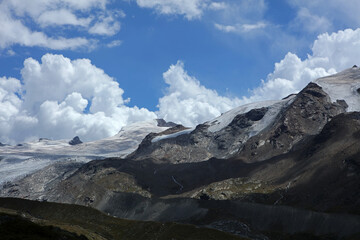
{"left": 0, "top": 213, "right": 88, "bottom": 240}
{"left": 0, "top": 198, "right": 245, "bottom": 240}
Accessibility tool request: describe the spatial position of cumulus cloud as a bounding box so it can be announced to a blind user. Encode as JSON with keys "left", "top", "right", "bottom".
{"left": 243, "top": 28, "right": 360, "bottom": 102}
{"left": 0, "top": 54, "right": 156, "bottom": 143}
{"left": 0, "top": 77, "right": 22, "bottom": 142}
{"left": 157, "top": 61, "right": 242, "bottom": 126}
{"left": 0, "top": 0, "right": 123, "bottom": 50}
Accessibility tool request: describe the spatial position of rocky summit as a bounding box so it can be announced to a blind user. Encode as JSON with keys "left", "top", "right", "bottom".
{"left": 1, "top": 68, "right": 360, "bottom": 240}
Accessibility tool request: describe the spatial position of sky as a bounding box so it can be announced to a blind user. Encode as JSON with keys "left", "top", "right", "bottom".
{"left": 1, "top": 0, "right": 360, "bottom": 144}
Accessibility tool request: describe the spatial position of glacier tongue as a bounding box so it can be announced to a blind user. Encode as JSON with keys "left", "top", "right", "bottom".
{"left": 0, "top": 119, "right": 170, "bottom": 185}
{"left": 315, "top": 67, "right": 360, "bottom": 112}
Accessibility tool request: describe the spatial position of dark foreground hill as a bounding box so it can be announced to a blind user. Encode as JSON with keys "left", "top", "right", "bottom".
{"left": 0, "top": 197, "right": 245, "bottom": 240}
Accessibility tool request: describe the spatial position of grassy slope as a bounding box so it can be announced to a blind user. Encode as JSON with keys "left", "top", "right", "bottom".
{"left": 0, "top": 212, "right": 88, "bottom": 240}
{"left": 0, "top": 198, "right": 245, "bottom": 240}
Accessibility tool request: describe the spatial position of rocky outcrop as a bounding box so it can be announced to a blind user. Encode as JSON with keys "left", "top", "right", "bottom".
{"left": 237, "top": 82, "right": 347, "bottom": 162}
{"left": 69, "top": 136, "right": 82, "bottom": 145}
{"left": 156, "top": 119, "right": 177, "bottom": 128}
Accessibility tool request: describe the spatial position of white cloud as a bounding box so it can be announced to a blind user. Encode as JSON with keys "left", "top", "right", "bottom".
{"left": 135, "top": 0, "right": 210, "bottom": 20}
{"left": 289, "top": 0, "right": 360, "bottom": 32}
{"left": 0, "top": 8, "right": 93, "bottom": 50}
{"left": 157, "top": 61, "right": 242, "bottom": 126}
{"left": 88, "top": 13, "right": 121, "bottom": 36}
{"left": 6, "top": 49, "right": 15, "bottom": 56}
{"left": 0, "top": 0, "right": 123, "bottom": 50}
{"left": 0, "top": 77, "right": 22, "bottom": 142}
{"left": 208, "top": 2, "right": 227, "bottom": 10}
{"left": 6, "top": 0, "right": 107, "bottom": 18}
{"left": 214, "top": 22, "right": 266, "bottom": 33}
{"left": 107, "top": 40, "right": 122, "bottom": 48}
{"left": 243, "top": 28, "right": 360, "bottom": 102}
{"left": 37, "top": 9, "right": 93, "bottom": 27}
{"left": 214, "top": 23, "right": 236, "bottom": 33}
{"left": 0, "top": 54, "right": 156, "bottom": 143}
{"left": 210, "top": 0, "right": 268, "bottom": 35}
{"left": 290, "top": 8, "right": 331, "bottom": 33}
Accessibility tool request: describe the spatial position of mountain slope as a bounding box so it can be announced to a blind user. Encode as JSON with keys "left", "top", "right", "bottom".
{"left": 0, "top": 119, "right": 171, "bottom": 185}
{"left": 315, "top": 66, "right": 360, "bottom": 112}
{"left": 1, "top": 68, "right": 360, "bottom": 239}
{"left": 0, "top": 198, "right": 245, "bottom": 240}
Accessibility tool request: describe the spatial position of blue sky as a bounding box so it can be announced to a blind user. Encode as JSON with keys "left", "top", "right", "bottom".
{"left": 1, "top": 0, "right": 360, "bottom": 143}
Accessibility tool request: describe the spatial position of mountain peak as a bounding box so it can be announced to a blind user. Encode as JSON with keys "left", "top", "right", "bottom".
{"left": 69, "top": 136, "right": 82, "bottom": 145}
{"left": 314, "top": 67, "right": 360, "bottom": 112}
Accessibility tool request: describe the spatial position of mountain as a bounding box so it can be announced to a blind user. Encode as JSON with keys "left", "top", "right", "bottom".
{"left": 0, "top": 119, "right": 171, "bottom": 186}
{"left": 128, "top": 81, "right": 346, "bottom": 163}
{"left": 1, "top": 68, "right": 360, "bottom": 239}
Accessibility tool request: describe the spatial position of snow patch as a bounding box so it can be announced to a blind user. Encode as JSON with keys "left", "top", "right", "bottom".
{"left": 152, "top": 128, "right": 194, "bottom": 143}
{"left": 315, "top": 67, "right": 360, "bottom": 112}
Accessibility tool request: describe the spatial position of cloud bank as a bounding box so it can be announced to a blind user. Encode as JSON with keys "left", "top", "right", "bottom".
{"left": 1, "top": 28, "right": 360, "bottom": 143}
{"left": 0, "top": 54, "right": 156, "bottom": 143}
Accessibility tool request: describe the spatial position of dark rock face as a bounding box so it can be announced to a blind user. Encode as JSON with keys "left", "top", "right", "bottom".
{"left": 237, "top": 82, "right": 347, "bottom": 162}
{"left": 69, "top": 136, "right": 82, "bottom": 145}
{"left": 336, "top": 99, "right": 349, "bottom": 109}
{"left": 244, "top": 108, "right": 267, "bottom": 121}
{"left": 156, "top": 119, "right": 177, "bottom": 128}
{"left": 279, "top": 112, "right": 360, "bottom": 213}
{"left": 39, "top": 138, "right": 51, "bottom": 142}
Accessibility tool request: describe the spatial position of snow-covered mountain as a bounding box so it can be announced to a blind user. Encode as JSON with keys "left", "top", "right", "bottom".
{"left": 315, "top": 66, "right": 360, "bottom": 111}
{"left": 0, "top": 119, "right": 171, "bottom": 184}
